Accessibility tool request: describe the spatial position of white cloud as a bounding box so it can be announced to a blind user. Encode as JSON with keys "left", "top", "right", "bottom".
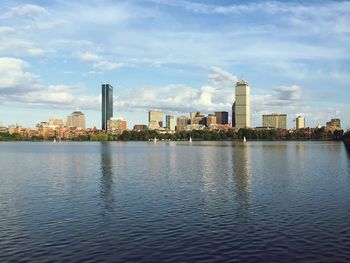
{"left": 26, "top": 20, "right": 68, "bottom": 30}
{"left": 93, "top": 60, "right": 125, "bottom": 71}
{"left": 0, "top": 26, "right": 14, "bottom": 35}
{"left": 207, "top": 66, "right": 237, "bottom": 88}
{"left": 0, "top": 57, "right": 40, "bottom": 92}
{"left": 7, "top": 4, "right": 47, "bottom": 18}
{"left": 77, "top": 51, "right": 100, "bottom": 62}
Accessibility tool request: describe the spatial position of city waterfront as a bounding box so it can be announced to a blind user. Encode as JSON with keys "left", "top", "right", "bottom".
{"left": 1, "top": 141, "right": 350, "bottom": 262}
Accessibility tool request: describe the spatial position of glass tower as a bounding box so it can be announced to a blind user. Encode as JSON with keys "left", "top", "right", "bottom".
{"left": 102, "top": 84, "right": 113, "bottom": 130}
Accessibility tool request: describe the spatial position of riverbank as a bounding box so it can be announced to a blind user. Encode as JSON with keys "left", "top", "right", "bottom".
{"left": 1, "top": 128, "right": 344, "bottom": 142}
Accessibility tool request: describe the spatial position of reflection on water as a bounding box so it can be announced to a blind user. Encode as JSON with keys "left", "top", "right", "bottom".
{"left": 344, "top": 142, "right": 350, "bottom": 158}
{"left": 99, "top": 142, "right": 115, "bottom": 213}
{"left": 232, "top": 142, "right": 251, "bottom": 214}
{"left": 1, "top": 141, "right": 350, "bottom": 262}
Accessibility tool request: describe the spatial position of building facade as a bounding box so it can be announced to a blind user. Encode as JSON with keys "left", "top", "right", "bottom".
{"left": 48, "top": 117, "right": 64, "bottom": 128}
{"left": 148, "top": 110, "right": 163, "bottom": 130}
{"left": 102, "top": 84, "right": 113, "bottom": 130}
{"left": 176, "top": 116, "right": 190, "bottom": 131}
{"left": 326, "top": 118, "right": 341, "bottom": 130}
{"left": 207, "top": 114, "right": 217, "bottom": 127}
{"left": 66, "top": 110, "right": 86, "bottom": 130}
{"left": 133, "top": 124, "right": 148, "bottom": 131}
{"left": 165, "top": 115, "right": 175, "bottom": 131}
{"left": 262, "top": 114, "right": 287, "bottom": 129}
{"left": 231, "top": 102, "right": 236, "bottom": 127}
{"left": 107, "top": 118, "right": 126, "bottom": 135}
{"left": 296, "top": 116, "right": 305, "bottom": 129}
{"left": 215, "top": 111, "right": 229, "bottom": 125}
{"left": 235, "top": 80, "right": 250, "bottom": 128}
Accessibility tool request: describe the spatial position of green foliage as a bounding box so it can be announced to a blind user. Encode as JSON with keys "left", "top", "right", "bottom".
{"left": 0, "top": 128, "right": 345, "bottom": 142}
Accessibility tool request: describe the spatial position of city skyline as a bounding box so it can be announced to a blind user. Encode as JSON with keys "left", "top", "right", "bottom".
{"left": 0, "top": 0, "right": 349, "bottom": 128}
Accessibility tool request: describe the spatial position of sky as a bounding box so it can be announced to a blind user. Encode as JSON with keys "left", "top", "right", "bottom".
{"left": 0, "top": 0, "right": 349, "bottom": 129}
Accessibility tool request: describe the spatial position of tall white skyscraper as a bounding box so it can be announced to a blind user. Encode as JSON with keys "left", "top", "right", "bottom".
{"left": 296, "top": 116, "right": 305, "bottom": 129}
{"left": 165, "top": 115, "right": 175, "bottom": 131}
{"left": 148, "top": 110, "right": 163, "bottom": 130}
{"left": 235, "top": 80, "right": 250, "bottom": 128}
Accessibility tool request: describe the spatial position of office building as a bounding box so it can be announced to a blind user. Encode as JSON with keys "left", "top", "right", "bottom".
{"left": 215, "top": 111, "right": 229, "bottom": 125}
{"left": 66, "top": 110, "right": 86, "bottom": 130}
{"left": 149, "top": 110, "right": 163, "bottom": 130}
{"left": 107, "top": 118, "right": 126, "bottom": 135}
{"left": 207, "top": 114, "right": 217, "bottom": 127}
{"left": 262, "top": 114, "right": 287, "bottom": 129}
{"left": 232, "top": 102, "right": 236, "bottom": 127}
{"left": 235, "top": 80, "right": 250, "bottom": 128}
{"left": 192, "top": 112, "right": 206, "bottom": 126}
{"left": 133, "top": 124, "right": 148, "bottom": 131}
{"left": 296, "top": 116, "right": 305, "bottom": 129}
{"left": 176, "top": 116, "right": 190, "bottom": 131}
{"left": 102, "top": 83, "right": 113, "bottom": 130}
{"left": 326, "top": 118, "right": 341, "bottom": 130}
{"left": 166, "top": 115, "right": 175, "bottom": 131}
{"left": 48, "top": 117, "right": 64, "bottom": 128}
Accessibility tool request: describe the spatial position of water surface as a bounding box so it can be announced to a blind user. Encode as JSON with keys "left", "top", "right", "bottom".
{"left": 1, "top": 141, "right": 350, "bottom": 262}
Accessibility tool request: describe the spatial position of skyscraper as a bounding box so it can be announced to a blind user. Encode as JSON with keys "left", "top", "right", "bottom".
{"left": 102, "top": 84, "right": 113, "bottom": 130}
{"left": 107, "top": 118, "right": 127, "bottom": 135}
{"left": 232, "top": 102, "right": 236, "bottom": 127}
{"left": 165, "top": 115, "right": 175, "bottom": 131}
{"left": 67, "top": 110, "right": 86, "bottom": 129}
{"left": 215, "top": 111, "right": 229, "bottom": 125}
{"left": 235, "top": 80, "right": 250, "bottom": 128}
{"left": 262, "top": 114, "right": 287, "bottom": 129}
{"left": 148, "top": 110, "right": 163, "bottom": 130}
{"left": 296, "top": 116, "right": 305, "bottom": 129}
{"left": 206, "top": 114, "right": 217, "bottom": 127}
{"left": 176, "top": 116, "right": 190, "bottom": 131}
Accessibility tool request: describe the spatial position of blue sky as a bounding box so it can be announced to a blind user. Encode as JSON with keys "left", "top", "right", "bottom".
{"left": 0, "top": 0, "right": 349, "bottom": 129}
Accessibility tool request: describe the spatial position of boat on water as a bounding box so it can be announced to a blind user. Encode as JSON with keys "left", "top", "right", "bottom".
{"left": 153, "top": 137, "right": 157, "bottom": 143}
{"left": 189, "top": 136, "right": 192, "bottom": 142}
{"left": 53, "top": 138, "right": 56, "bottom": 143}
{"left": 243, "top": 136, "right": 247, "bottom": 142}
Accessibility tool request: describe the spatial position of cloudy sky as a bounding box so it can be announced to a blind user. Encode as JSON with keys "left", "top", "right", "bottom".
{"left": 0, "top": 0, "right": 349, "bottom": 129}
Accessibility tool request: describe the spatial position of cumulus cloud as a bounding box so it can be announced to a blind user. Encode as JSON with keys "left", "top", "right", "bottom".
{"left": 0, "top": 26, "right": 14, "bottom": 35}
{"left": 77, "top": 51, "right": 100, "bottom": 62}
{"left": 93, "top": 60, "right": 125, "bottom": 71}
{"left": 0, "top": 57, "right": 41, "bottom": 92}
{"left": 207, "top": 66, "right": 237, "bottom": 88}
{"left": 26, "top": 20, "right": 68, "bottom": 30}
{"left": 6, "top": 4, "right": 47, "bottom": 18}
{"left": 0, "top": 57, "right": 94, "bottom": 108}
{"left": 274, "top": 85, "right": 301, "bottom": 102}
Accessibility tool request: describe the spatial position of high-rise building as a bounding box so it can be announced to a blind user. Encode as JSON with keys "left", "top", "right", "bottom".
{"left": 207, "top": 114, "right": 217, "bottom": 127}
{"left": 67, "top": 110, "right": 86, "bottom": 129}
{"left": 215, "top": 111, "right": 229, "bottom": 125}
{"left": 133, "top": 124, "right": 148, "bottom": 131}
{"left": 107, "top": 118, "right": 126, "bottom": 135}
{"left": 148, "top": 110, "right": 163, "bottom": 130}
{"left": 235, "top": 80, "right": 250, "bottom": 128}
{"left": 176, "top": 115, "right": 190, "bottom": 131}
{"left": 102, "top": 84, "right": 113, "bottom": 130}
{"left": 296, "top": 116, "right": 305, "bottom": 129}
{"left": 232, "top": 102, "right": 236, "bottom": 127}
{"left": 48, "top": 117, "right": 64, "bottom": 128}
{"left": 192, "top": 112, "right": 206, "bottom": 126}
{"left": 165, "top": 115, "right": 175, "bottom": 131}
{"left": 326, "top": 118, "right": 341, "bottom": 129}
{"left": 263, "top": 114, "right": 287, "bottom": 129}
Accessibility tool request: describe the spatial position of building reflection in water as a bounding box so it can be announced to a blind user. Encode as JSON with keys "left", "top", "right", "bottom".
{"left": 232, "top": 142, "right": 252, "bottom": 215}
{"left": 344, "top": 142, "right": 350, "bottom": 158}
{"left": 99, "top": 142, "right": 115, "bottom": 214}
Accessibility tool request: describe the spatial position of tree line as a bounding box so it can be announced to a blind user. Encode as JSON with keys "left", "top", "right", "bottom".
{"left": 0, "top": 127, "right": 344, "bottom": 142}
